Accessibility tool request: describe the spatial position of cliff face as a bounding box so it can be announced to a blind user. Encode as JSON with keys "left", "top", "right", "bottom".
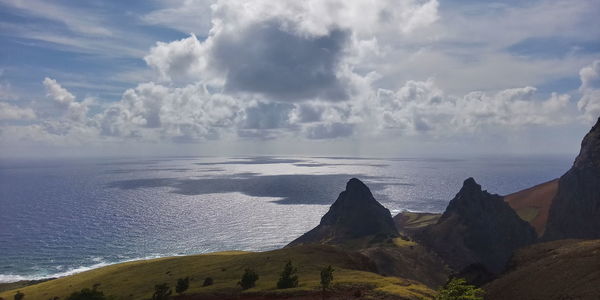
{"left": 543, "top": 118, "right": 600, "bottom": 240}
{"left": 417, "top": 178, "right": 537, "bottom": 274}
{"left": 287, "top": 178, "right": 398, "bottom": 246}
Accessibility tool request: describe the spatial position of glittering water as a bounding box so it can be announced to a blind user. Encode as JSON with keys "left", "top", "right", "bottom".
{"left": 0, "top": 155, "right": 572, "bottom": 282}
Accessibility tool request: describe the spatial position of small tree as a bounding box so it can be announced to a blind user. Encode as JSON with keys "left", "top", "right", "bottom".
{"left": 276, "top": 260, "right": 299, "bottom": 289}
{"left": 320, "top": 265, "right": 334, "bottom": 290}
{"left": 436, "top": 278, "right": 484, "bottom": 300}
{"left": 152, "top": 283, "right": 172, "bottom": 300}
{"left": 238, "top": 268, "right": 259, "bottom": 290}
{"left": 320, "top": 265, "right": 335, "bottom": 300}
{"left": 13, "top": 291, "right": 24, "bottom": 300}
{"left": 202, "top": 277, "right": 214, "bottom": 287}
{"left": 175, "top": 277, "right": 189, "bottom": 295}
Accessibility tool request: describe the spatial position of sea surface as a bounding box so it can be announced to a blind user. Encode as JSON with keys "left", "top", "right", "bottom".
{"left": 0, "top": 155, "right": 573, "bottom": 282}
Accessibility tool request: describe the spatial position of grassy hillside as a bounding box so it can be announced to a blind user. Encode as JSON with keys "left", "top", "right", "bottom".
{"left": 504, "top": 179, "right": 558, "bottom": 236}
{"left": 0, "top": 245, "right": 436, "bottom": 300}
{"left": 484, "top": 239, "right": 600, "bottom": 300}
{"left": 393, "top": 212, "right": 441, "bottom": 235}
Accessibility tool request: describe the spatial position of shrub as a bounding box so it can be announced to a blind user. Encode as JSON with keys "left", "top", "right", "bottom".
{"left": 435, "top": 278, "right": 484, "bottom": 300}
{"left": 175, "top": 277, "right": 189, "bottom": 295}
{"left": 152, "top": 283, "right": 172, "bottom": 300}
{"left": 66, "top": 286, "right": 110, "bottom": 300}
{"left": 13, "top": 291, "right": 24, "bottom": 300}
{"left": 276, "top": 260, "right": 299, "bottom": 289}
{"left": 238, "top": 268, "right": 259, "bottom": 290}
{"left": 202, "top": 277, "right": 214, "bottom": 287}
{"left": 320, "top": 265, "right": 335, "bottom": 291}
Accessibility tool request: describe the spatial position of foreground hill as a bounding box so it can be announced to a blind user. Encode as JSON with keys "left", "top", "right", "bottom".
{"left": 0, "top": 245, "right": 435, "bottom": 300}
{"left": 484, "top": 239, "right": 600, "bottom": 300}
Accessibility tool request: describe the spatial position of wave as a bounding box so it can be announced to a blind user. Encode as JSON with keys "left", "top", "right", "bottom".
{"left": 0, "top": 254, "right": 180, "bottom": 283}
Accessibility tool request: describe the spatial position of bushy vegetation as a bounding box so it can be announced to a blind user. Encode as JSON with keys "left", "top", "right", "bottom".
{"left": 320, "top": 265, "right": 334, "bottom": 291}
{"left": 202, "top": 277, "right": 213, "bottom": 287}
{"left": 276, "top": 260, "right": 299, "bottom": 289}
{"left": 151, "top": 283, "right": 171, "bottom": 300}
{"left": 320, "top": 265, "right": 335, "bottom": 299}
{"left": 238, "top": 268, "right": 259, "bottom": 290}
{"left": 13, "top": 291, "right": 24, "bottom": 300}
{"left": 175, "top": 277, "right": 189, "bottom": 295}
{"left": 435, "top": 278, "right": 484, "bottom": 300}
{"left": 65, "top": 286, "right": 113, "bottom": 300}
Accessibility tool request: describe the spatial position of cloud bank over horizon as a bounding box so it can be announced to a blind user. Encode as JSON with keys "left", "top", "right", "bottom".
{"left": 0, "top": 0, "right": 599, "bottom": 156}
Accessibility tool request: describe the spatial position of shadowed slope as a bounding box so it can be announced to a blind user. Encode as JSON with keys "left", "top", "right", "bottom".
{"left": 416, "top": 178, "right": 537, "bottom": 274}
{"left": 484, "top": 239, "right": 600, "bottom": 300}
{"left": 544, "top": 117, "right": 600, "bottom": 240}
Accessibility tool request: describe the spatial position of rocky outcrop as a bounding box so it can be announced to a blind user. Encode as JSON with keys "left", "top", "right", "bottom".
{"left": 416, "top": 178, "right": 537, "bottom": 274}
{"left": 543, "top": 117, "right": 600, "bottom": 240}
{"left": 287, "top": 178, "right": 398, "bottom": 247}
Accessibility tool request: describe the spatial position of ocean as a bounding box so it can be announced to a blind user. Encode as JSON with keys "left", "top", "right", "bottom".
{"left": 0, "top": 155, "right": 573, "bottom": 283}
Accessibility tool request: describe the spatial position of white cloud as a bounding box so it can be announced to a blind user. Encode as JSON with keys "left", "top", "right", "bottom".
{"left": 43, "top": 77, "right": 90, "bottom": 122}
{"left": 142, "top": 0, "right": 215, "bottom": 35}
{"left": 144, "top": 34, "right": 208, "bottom": 83}
{"left": 142, "top": 0, "right": 440, "bottom": 101}
{"left": 374, "top": 80, "right": 572, "bottom": 135}
{"left": 97, "top": 82, "right": 244, "bottom": 142}
{"left": 0, "top": 102, "right": 36, "bottom": 120}
{"left": 2, "top": 0, "right": 598, "bottom": 153}
{"left": 577, "top": 60, "right": 600, "bottom": 122}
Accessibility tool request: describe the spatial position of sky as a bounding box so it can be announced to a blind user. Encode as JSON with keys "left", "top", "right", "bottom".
{"left": 0, "top": 0, "right": 599, "bottom": 158}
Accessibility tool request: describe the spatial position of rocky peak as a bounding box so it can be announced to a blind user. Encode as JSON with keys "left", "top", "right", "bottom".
{"left": 417, "top": 178, "right": 537, "bottom": 274}
{"left": 573, "top": 117, "right": 600, "bottom": 169}
{"left": 287, "top": 178, "right": 398, "bottom": 247}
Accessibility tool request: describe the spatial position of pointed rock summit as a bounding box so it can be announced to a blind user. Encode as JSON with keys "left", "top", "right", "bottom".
{"left": 416, "top": 178, "right": 537, "bottom": 274}
{"left": 287, "top": 178, "right": 398, "bottom": 246}
{"left": 544, "top": 117, "right": 600, "bottom": 240}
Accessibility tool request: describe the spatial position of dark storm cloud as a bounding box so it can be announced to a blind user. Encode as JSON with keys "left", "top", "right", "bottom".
{"left": 211, "top": 19, "right": 351, "bottom": 101}
{"left": 242, "top": 102, "right": 294, "bottom": 129}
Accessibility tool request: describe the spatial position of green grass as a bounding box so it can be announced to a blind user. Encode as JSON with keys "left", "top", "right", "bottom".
{"left": 392, "top": 238, "right": 418, "bottom": 247}
{"left": 0, "top": 245, "right": 436, "bottom": 300}
{"left": 515, "top": 207, "right": 539, "bottom": 223}
{"left": 397, "top": 212, "right": 441, "bottom": 230}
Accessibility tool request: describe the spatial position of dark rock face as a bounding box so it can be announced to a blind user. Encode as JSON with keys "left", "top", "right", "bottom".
{"left": 416, "top": 178, "right": 537, "bottom": 274}
{"left": 544, "top": 117, "right": 600, "bottom": 240}
{"left": 287, "top": 178, "right": 398, "bottom": 246}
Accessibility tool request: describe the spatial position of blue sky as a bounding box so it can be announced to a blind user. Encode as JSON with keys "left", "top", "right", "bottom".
{"left": 0, "top": 0, "right": 599, "bottom": 157}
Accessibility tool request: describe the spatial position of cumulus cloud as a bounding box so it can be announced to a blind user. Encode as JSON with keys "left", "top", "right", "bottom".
{"left": 143, "top": 0, "right": 440, "bottom": 102}
{"left": 97, "top": 82, "right": 244, "bottom": 142}
{"left": 577, "top": 60, "right": 600, "bottom": 122}
{"left": 374, "top": 80, "right": 572, "bottom": 135}
{"left": 4, "top": 0, "right": 598, "bottom": 152}
{"left": 0, "top": 102, "right": 36, "bottom": 120}
{"left": 144, "top": 34, "right": 207, "bottom": 83}
{"left": 43, "top": 77, "right": 91, "bottom": 122}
